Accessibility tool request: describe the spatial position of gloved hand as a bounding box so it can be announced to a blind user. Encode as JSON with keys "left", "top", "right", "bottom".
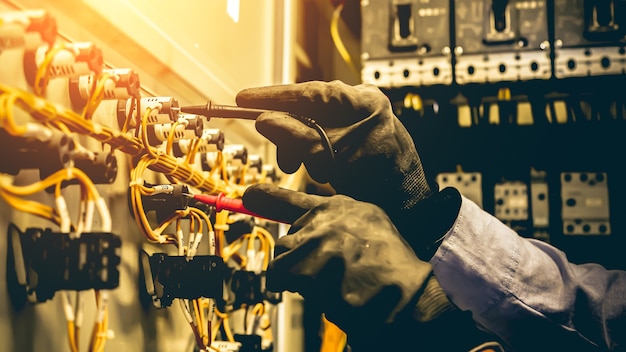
{"left": 236, "top": 80, "right": 432, "bottom": 223}
{"left": 242, "top": 184, "right": 496, "bottom": 350}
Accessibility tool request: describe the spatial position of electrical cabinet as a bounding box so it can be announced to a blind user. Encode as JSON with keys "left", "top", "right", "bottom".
{"left": 361, "top": 0, "right": 626, "bottom": 270}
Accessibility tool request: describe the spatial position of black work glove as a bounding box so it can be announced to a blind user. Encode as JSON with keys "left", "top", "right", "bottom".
{"left": 242, "top": 184, "right": 497, "bottom": 351}
{"left": 236, "top": 80, "right": 460, "bottom": 260}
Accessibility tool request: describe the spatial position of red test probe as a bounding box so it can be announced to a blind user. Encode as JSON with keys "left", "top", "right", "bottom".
{"left": 186, "top": 192, "right": 287, "bottom": 224}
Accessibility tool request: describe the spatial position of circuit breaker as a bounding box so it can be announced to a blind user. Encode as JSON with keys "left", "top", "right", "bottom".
{"left": 361, "top": 0, "right": 453, "bottom": 87}
{"left": 561, "top": 172, "right": 611, "bottom": 235}
{"left": 454, "top": 0, "right": 551, "bottom": 83}
{"left": 494, "top": 181, "right": 528, "bottom": 223}
{"left": 554, "top": 0, "right": 626, "bottom": 78}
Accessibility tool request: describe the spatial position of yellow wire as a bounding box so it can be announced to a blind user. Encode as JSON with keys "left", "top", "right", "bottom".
{"left": 66, "top": 320, "right": 79, "bottom": 352}
{"left": 214, "top": 309, "right": 235, "bottom": 342}
{"left": 165, "top": 119, "right": 182, "bottom": 155}
{"left": 0, "top": 189, "right": 63, "bottom": 225}
{"left": 81, "top": 72, "right": 111, "bottom": 120}
{"left": 330, "top": 3, "right": 359, "bottom": 78}
{"left": 0, "top": 91, "right": 28, "bottom": 135}
{"left": 33, "top": 44, "right": 69, "bottom": 97}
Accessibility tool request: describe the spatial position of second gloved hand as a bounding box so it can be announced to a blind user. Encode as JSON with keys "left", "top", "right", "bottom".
{"left": 236, "top": 80, "right": 433, "bottom": 221}
{"left": 242, "top": 183, "right": 453, "bottom": 347}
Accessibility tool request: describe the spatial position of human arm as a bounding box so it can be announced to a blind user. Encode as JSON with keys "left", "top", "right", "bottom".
{"left": 241, "top": 183, "right": 502, "bottom": 351}
{"left": 429, "top": 194, "right": 626, "bottom": 351}
{"left": 236, "top": 80, "right": 626, "bottom": 350}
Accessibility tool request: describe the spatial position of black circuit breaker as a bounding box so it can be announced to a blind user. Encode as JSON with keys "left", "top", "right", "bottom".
{"left": 361, "top": 0, "right": 453, "bottom": 87}
{"left": 554, "top": 0, "right": 626, "bottom": 78}
{"left": 454, "top": 0, "right": 551, "bottom": 84}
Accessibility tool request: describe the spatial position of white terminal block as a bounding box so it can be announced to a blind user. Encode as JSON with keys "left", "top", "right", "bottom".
{"left": 195, "top": 151, "right": 219, "bottom": 172}
{"left": 561, "top": 172, "right": 610, "bottom": 235}
{"left": 75, "top": 68, "right": 139, "bottom": 101}
{"left": 34, "top": 42, "right": 101, "bottom": 79}
{"left": 0, "top": 10, "right": 54, "bottom": 51}
{"left": 436, "top": 171, "right": 483, "bottom": 208}
{"left": 123, "top": 96, "right": 179, "bottom": 125}
{"left": 494, "top": 181, "right": 528, "bottom": 221}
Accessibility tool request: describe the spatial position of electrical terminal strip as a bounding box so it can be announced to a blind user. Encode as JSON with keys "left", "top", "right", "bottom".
{"left": 116, "top": 96, "right": 179, "bottom": 128}
{"left": 69, "top": 68, "right": 141, "bottom": 109}
{"left": 173, "top": 128, "right": 225, "bottom": 157}
{"left": 0, "top": 125, "right": 75, "bottom": 176}
{"left": 25, "top": 41, "right": 104, "bottom": 93}
{"left": 0, "top": 9, "right": 283, "bottom": 352}
{"left": 243, "top": 154, "right": 264, "bottom": 184}
{"left": 0, "top": 9, "right": 57, "bottom": 51}
{"left": 139, "top": 251, "right": 227, "bottom": 308}
{"left": 7, "top": 224, "right": 121, "bottom": 305}
{"left": 146, "top": 114, "right": 204, "bottom": 147}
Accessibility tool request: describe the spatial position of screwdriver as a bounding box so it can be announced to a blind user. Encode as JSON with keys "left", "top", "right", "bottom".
{"left": 184, "top": 192, "right": 288, "bottom": 224}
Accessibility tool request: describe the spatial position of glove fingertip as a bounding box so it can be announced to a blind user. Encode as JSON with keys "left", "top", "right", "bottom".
{"left": 242, "top": 183, "right": 280, "bottom": 209}
{"left": 235, "top": 87, "right": 260, "bottom": 106}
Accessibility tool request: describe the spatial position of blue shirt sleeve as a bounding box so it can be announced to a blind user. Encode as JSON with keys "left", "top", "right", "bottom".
{"left": 430, "top": 195, "right": 626, "bottom": 351}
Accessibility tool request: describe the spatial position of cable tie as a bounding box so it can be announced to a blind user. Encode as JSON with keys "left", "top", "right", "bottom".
{"left": 128, "top": 177, "right": 143, "bottom": 187}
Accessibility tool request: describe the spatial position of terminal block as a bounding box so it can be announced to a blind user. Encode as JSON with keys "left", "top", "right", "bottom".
{"left": 261, "top": 164, "right": 279, "bottom": 183}
{"left": 223, "top": 144, "right": 248, "bottom": 166}
{"left": 140, "top": 251, "right": 227, "bottom": 308}
{"left": 69, "top": 68, "right": 141, "bottom": 110}
{"left": 172, "top": 128, "right": 225, "bottom": 157}
{"left": 50, "top": 152, "right": 117, "bottom": 187}
{"left": 24, "top": 41, "right": 104, "bottom": 87}
{"left": 230, "top": 271, "right": 282, "bottom": 309}
{"left": 7, "top": 224, "right": 121, "bottom": 307}
{"left": 131, "top": 182, "right": 190, "bottom": 223}
{"left": 116, "top": 96, "right": 179, "bottom": 129}
{"left": 0, "top": 127, "right": 75, "bottom": 176}
{"left": 145, "top": 114, "right": 204, "bottom": 146}
{"left": 0, "top": 9, "right": 57, "bottom": 52}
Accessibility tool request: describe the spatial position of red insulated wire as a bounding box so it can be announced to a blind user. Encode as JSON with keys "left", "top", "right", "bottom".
{"left": 191, "top": 193, "right": 287, "bottom": 224}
